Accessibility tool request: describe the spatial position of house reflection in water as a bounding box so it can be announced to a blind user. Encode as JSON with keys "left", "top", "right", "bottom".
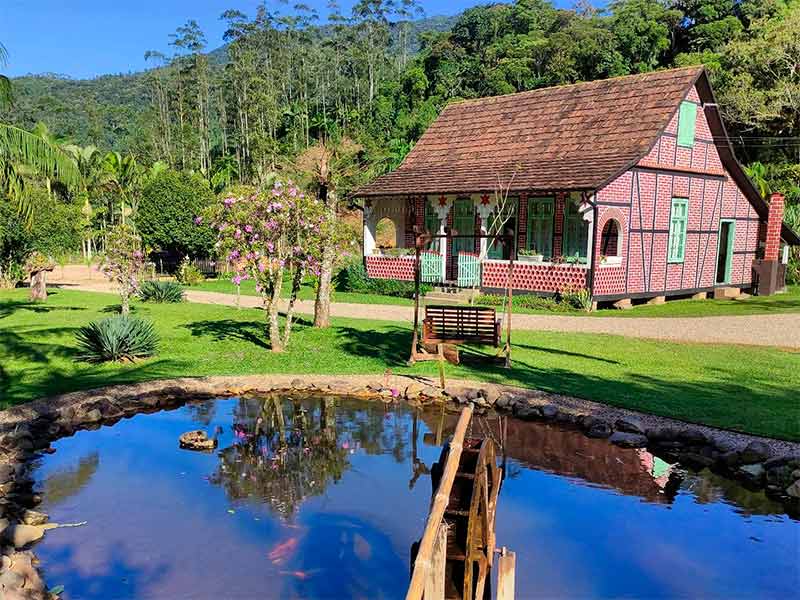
{"left": 420, "top": 412, "right": 678, "bottom": 504}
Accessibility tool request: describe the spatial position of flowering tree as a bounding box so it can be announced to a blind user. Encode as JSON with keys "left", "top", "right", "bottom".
{"left": 204, "top": 180, "right": 324, "bottom": 352}
{"left": 101, "top": 224, "right": 144, "bottom": 315}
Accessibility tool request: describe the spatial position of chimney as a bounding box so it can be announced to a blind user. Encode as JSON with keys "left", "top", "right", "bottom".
{"left": 764, "top": 192, "right": 784, "bottom": 261}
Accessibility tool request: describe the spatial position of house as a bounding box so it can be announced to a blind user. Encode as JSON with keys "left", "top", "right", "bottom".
{"left": 354, "top": 66, "right": 799, "bottom": 305}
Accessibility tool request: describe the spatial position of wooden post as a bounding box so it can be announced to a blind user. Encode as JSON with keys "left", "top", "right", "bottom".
{"left": 437, "top": 344, "right": 446, "bottom": 389}
{"left": 406, "top": 405, "right": 473, "bottom": 600}
{"left": 424, "top": 523, "right": 448, "bottom": 600}
{"left": 496, "top": 547, "right": 516, "bottom": 600}
{"left": 505, "top": 253, "right": 514, "bottom": 369}
{"left": 409, "top": 244, "right": 422, "bottom": 364}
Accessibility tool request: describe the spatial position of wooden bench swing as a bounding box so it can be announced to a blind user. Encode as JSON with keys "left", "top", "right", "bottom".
{"left": 408, "top": 230, "right": 515, "bottom": 368}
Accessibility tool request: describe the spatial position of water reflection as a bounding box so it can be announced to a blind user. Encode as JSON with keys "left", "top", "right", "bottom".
{"left": 31, "top": 396, "right": 798, "bottom": 599}
{"left": 210, "top": 397, "right": 348, "bottom": 517}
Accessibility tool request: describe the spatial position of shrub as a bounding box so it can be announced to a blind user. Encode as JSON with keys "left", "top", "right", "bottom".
{"left": 176, "top": 257, "right": 205, "bottom": 286}
{"left": 0, "top": 201, "right": 33, "bottom": 288}
{"left": 475, "top": 293, "right": 571, "bottom": 312}
{"left": 335, "top": 260, "right": 430, "bottom": 298}
{"left": 138, "top": 170, "right": 216, "bottom": 258}
{"left": 559, "top": 286, "right": 593, "bottom": 312}
{"left": 138, "top": 280, "right": 185, "bottom": 303}
{"left": 75, "top": 316, "right": 159, "bottom": 363}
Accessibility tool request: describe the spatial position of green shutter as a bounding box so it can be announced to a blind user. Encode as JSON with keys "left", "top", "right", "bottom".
{"left": 527, "top": 198, "right": 553, "bottom": 258}
{"left": 668, "top": 198, "right": 688, "bottom": 263}
{"left": 677, "top": 101, "right": 697, "bottom": 147}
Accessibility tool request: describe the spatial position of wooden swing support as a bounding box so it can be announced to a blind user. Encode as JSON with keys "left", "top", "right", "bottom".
{"left": 409, "top": 229, "right": 514, "bottom": 369}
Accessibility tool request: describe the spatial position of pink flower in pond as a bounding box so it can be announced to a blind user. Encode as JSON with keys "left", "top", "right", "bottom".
{"left": 342, "top": 441, "right": 349, "bottom": 449}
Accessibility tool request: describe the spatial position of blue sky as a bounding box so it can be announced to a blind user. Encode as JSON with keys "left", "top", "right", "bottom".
{"left": 0, "top": 0, "right": 495, "bottom": 79}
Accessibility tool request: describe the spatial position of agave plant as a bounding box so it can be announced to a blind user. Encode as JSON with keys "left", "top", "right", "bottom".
{"left": 75, "top": 316, "right": 159, "bottom": 363}
{"left": 137, "top": 280, "right": 185, "bottom": 303}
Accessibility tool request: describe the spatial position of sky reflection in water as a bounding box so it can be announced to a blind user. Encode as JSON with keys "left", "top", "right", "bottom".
{"left": 32, "top": 397, "right": 799, "bottom": 599}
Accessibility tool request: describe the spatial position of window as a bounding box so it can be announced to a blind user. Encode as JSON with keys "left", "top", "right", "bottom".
{"left": 668, "top": 198, "right": 688, "bottom": 262}
{"left": 677, "top": 101, "right": 697, "bottom": 147}
{"left": 527, "top": 197, "right": 554, "bottom": 258}
{"left": 487, "top": 197, "right": 518, "bottom": 260}
{"left": 563, "top": 198, "right": 589, "bottom": 262}
{"left": 601, "top": 219, "right": 621, "bottom": 257}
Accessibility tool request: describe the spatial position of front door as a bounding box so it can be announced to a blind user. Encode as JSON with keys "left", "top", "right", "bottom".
{"left": 716, "top": 220, "right": 735, "bottom": 284}
{"left": 449, "top": 198, "right": 476, "bottom": 281}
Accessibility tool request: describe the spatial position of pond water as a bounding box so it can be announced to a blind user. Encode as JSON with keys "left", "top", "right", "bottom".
{"left": 32, "top": 397, "right": 799, "bottom": 599}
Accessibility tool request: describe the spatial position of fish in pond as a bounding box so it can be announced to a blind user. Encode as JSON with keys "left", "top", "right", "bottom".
{"left": 268, "top": 537, "right": 299, "bottom": 564}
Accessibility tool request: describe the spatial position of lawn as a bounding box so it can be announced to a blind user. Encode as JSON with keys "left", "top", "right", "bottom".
{"left": 191, "top": 277, "right": 800, "bottom": 318}
{"left": 1, "top": 289, "right": 798, "bottom": 440}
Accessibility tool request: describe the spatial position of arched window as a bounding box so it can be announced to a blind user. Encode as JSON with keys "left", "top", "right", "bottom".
{"left": 601, "top": 219, "right": 621, "bottom": 257}
{"left": 376, "top": 217, "right": 398, "bottom": 249}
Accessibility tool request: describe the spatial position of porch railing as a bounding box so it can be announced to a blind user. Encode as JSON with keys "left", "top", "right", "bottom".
{"left": 421, "top": 251, "right": 443, "bottom": 284}
{"left": 457, "top": 252, "right": 481, "bottom": 287}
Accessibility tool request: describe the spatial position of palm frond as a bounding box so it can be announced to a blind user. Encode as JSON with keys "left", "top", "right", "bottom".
{"left": 0, "top": 75, "right": 11, "bottom": 108}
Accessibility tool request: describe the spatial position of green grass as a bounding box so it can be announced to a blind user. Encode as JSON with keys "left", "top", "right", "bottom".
{"left": 191, "top": 277, "right": 800, "bottom": 318}
{"left": 1, "top": 289, "right": 798, "bottom": 440}
{"left": 191, "top": 277, "right": 414, "bottom": 306}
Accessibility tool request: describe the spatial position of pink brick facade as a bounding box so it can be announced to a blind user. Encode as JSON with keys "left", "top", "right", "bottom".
{"left": 481, "top": 261, "right": 589, "bottom": 293}
{"left": 365, "top": 255, "right": 415, "bottom": 281}
{"left": 593, "top": 84, "right": 761, "bottom": 298}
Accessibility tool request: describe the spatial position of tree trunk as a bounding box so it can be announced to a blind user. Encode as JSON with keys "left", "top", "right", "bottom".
{"left": 30, "top": 271, "right": 48, "bottom": 301}
{"left": 314, "top": 185, "right": 336, "bottom": 328}
{"left": 283, "top": 264, "right": 303, "bottom": 347}
{"left": 121, "top": 290, "right": 130, "bottom": 316}
{"left": 265, "top": 273, "right": 284, "bottom": 352}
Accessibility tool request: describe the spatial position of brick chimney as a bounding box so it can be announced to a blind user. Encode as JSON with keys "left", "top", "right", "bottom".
{"left": 764, "top": 192, "right": 784, "bottom": 261}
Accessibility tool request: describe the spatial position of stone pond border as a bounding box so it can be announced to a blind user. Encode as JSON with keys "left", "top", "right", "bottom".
{"left": 1, "top": 374, "right": 798, "bottom": 598}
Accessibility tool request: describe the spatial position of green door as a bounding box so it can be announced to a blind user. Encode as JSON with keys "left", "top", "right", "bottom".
{"left": 450, "top": 198, "right": 475, "bottom": 280}
{"left": 716, "top": 220, "right": 736, "bottom": 284}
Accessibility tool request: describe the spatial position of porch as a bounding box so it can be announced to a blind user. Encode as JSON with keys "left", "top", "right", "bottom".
{"left": 362, "top": 192, "right": 611, "bottom": 295}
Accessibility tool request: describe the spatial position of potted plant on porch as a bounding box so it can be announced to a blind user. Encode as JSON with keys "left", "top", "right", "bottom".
{"left": 518, "top": 248, "right": 544, "bottom": 264}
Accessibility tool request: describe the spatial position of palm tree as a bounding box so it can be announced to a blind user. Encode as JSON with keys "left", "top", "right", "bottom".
{"left": 103, "top": 151, "right": 141, "bottom": 226}
{"left": 0, "top": 43, "right": 80, "bottom": 216}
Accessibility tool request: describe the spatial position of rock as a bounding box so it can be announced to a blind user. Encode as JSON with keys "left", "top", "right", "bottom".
{"left": 21, "top": 510, "right": 48, "bottom": 526}
{"left": 609, "top": 432, "right": 648, "bottom": 448}
{"left": 482, "top": 387, "right": 501, "bottom": 406}
{"left": 291, "top": 378, "right": 304, "bottom": 388}
{"left": 615, "top": 418, "right": 645, "bottom": 435}
{"left": 792, "top": 469, "right": 800, "bottom": 481}
{"left": 405, "top": 383, "right": 425, "bottom": 400}
{"left": 84, "top": 409, "right": 103, "bottom": 424}
{"left": 719, "top": 450, "right": 743, "bottom": 468}
{"left": 763, "top": 455, "right": 790, "bottom": 469}
{"left": 465, "top": 389, "right": 481, "bottom": 401}
{"left": 0, "top": 464, "right": 14, "bottom": 484}
{"left": 582, "top": 417, "right": 612, "bottom": 439}
{"left": 0, "top": 567, "right": 25, "bottom": 590}
{"left": 0, "top": 517, "right": 8, "bottom": 536}
{"left": 494, "top": 394, "right": 516, "bottom": 411}
{"left": 680, "top": 452, "right": 716, "bottom": 468}
{"left": 472, "top": 396, "right": 489, "bottom": 408}
{"left": 3, "top": 524, "right": 44, "bottom": 549}
{"left": 786, "top": 481, "right": 800, "bottom": 499}
{"left": 455, "top": 394, "right": 470, "bottom": 405}
{"left": 677, "top": 428, "right": 709, "bottom": 444}
{"left": 540, "top": 405, "right": 558, "bottom": 420}
{"left": 738, "top": 463, "right": 765, "bottom": 483}
{"left": 513, "top": 403, "right": 539, "bottom": 421}
{"left": 740, "top": 441, "right": 771, "bottom": 464}
{"left": 178, "top": 430, "right": 217, "bottom": 451}
{"left": 646, "top": 426, "right": 681, "bottom": 441}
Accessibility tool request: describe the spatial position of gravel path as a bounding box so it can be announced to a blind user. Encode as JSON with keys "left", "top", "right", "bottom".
{"left": 55, "top": 280, "right": 800, "bottom": 349}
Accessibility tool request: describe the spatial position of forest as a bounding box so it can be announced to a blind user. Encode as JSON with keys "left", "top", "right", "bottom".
{"left": 1, "top": 0, "right": 799, "bottom": 287}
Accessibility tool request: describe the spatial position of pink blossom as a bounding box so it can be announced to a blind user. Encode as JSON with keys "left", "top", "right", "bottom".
{"left": 194, "top": 216, "right": 203, "bottom": 225}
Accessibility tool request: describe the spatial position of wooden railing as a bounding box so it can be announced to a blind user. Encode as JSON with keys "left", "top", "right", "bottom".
{"left": 406, "top": 404, "right": 473, "bottom": 600}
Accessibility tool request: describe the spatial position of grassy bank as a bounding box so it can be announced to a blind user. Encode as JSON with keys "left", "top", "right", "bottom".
{"left": 1, "top": 289, "right": 798, "bottom": 440}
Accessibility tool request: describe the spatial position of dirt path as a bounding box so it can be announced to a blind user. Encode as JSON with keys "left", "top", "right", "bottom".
{"left": 54, "top": 278, "right": 800, "bottom": 349}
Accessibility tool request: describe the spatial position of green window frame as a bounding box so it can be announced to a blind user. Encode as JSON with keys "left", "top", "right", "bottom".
{"left": 424, "top": 200, "right": 439, "bottom": 236}
{"left": 527, "top": 197, "right": 554, "bottom": 259}
{"left": 677, "top": 101, "right": 697, "bottom": 147}
{"left": 487, "top": 197, "right": 518, "bottom": 260}
{"left": 668, "top": 198, "right": 689, "bottom": 263}
{"left": 562, "top": 198, "right": 589, "bottom": 263}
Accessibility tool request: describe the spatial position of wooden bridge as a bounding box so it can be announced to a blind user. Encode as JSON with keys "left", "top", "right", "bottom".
{"left": 408, "top": 405, "right": 516, "bottom": 600}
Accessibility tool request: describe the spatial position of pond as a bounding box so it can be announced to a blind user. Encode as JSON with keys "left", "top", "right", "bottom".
{"left": 32, "top": 396, "right": 799, "bottom": 599}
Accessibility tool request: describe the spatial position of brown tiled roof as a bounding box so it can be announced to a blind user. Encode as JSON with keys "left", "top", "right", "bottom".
{"left": 355, "top": 66, "right": 705, "bottom": 197}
